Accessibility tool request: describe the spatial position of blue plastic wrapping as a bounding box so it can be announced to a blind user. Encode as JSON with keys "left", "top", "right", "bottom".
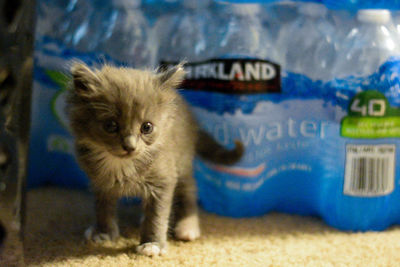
{"left": 323, "top": 0, "right": 400, "bottom": 11}
{"left": 214, "top": 0, "right": 400, "bottom": 10}
{"left": 30, "top": 0, "right": 400, "bottom": 231}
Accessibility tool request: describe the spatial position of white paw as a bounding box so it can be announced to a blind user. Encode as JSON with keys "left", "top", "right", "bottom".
{"left": 84, "top": 226, "right": 114, "bottom": 243}
{"left": 174, "top": 216, "right": 201, "bottom": 241}
{"left": 136, "top": 242, "right": 167, "bottom": 257}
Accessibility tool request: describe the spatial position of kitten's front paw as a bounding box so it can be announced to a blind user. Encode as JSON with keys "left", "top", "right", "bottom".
{"left": 84, "top": 225, "right": 120, "bottom": 243}
{"left": 136, "top": 242, "right": 167, "bottom": 257}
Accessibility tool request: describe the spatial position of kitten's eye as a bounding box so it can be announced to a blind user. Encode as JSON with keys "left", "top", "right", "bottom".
{"left": 103, "top": 120, "right": 119, "bottom": 133}
{"left": 140, "top": 122, "right": 153, "bottom": 134}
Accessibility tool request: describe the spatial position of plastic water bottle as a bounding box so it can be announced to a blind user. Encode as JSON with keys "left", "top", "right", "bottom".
{"left": 36, "top": 0, "right": 76, "bottom": 39}
{"left": 392, "top": 10, "right": 400, "bottom": 38}
{"left": 321, "top": 9, "right": 400, "bottom": 232}
{"left": 276, "top": 2, "right": 337, "bottom": 80}
{"left": 96, "top": 0, "right": 151, "bottom": 68}
{"left": 55, "top": 0, "right": 94, "bottom": 46}
{"left": 330, "top": 9, "right": 356, "bottom": 39}
{"left": 332, "top": 9, "right": 400, "bottom": 78}
{"left": 212, "top": 3, "right": 275, "bottom": 61}
{"left": 260, "top": 2, "right": 298, "bottom": 41}
{"left": 156, "top": 0, "right": 213, "bottom": 63}
{"left": 70, "top": 0, "right": 114, "bottom": 52}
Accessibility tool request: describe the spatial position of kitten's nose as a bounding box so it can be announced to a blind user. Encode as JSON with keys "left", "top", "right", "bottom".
{"left": 122, "top": 143, "right": 135, "bottom": 153}
{"left": 122, "top": 136, "right": 136, "bottom": 153}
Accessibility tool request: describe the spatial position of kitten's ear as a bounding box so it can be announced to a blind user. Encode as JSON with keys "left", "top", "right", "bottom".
{"left": 70, "top": 63, "right": 99, "bottom": 95}
{"left": 157, "top": 63, "right": 186, "bottom": 89}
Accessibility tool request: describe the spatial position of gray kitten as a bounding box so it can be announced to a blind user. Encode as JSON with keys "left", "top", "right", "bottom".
{"left": 66, "top": 63, "right": 243, "bottom": 256}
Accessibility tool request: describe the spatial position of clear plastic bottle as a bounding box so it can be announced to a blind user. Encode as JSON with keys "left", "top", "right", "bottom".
{"left": 96, "top": 0, "right": 151, "bottom": 68}
{"left": 36, "top": 0, "right": 80, "bottom": 39}
{"left": 212, "top": 3, "right": 275, "bottom": 60}
{"left": 260, "top": 2, "right": 297, "bottom": 41}
{"left": 58, "top": 0, "right": 94, "bottom": 48}
{"left": 71, "top": 0, "right": 114, "bottom": 52}
{"left": 392, "top": 10, "right": 400, "bottom": 39}
{"left": 332, "top": 9, "right": 400, "bottom": 78}
{"left": 276, "top": 2, "right": 337, "bottom": 80}
{"left": 329, "top": 9, "right": 356, "bottom": 40}
{"left": 156, "top": 0, "right": 213, "bottom": 63}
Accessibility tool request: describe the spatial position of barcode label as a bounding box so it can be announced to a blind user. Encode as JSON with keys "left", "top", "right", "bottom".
{"left": 344, "top": 144, "right": 396, "bottom": 197}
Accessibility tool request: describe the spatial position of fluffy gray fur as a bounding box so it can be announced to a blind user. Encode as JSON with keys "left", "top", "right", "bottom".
{"left": 66, "top": 63, "right": 243, "bottom": 256}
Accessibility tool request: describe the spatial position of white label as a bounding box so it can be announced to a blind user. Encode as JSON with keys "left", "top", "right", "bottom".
{"left": 344, "top": 144, "right": 396, "bottom": 197}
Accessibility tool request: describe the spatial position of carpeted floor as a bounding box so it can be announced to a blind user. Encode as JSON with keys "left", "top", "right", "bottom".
{"left": 24, "top": 187, "right": 400, "bottom": 267}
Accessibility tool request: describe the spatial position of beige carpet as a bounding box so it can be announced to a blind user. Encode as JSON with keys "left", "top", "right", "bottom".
{"left": 24, "top": 187, "right": 400, "bottom": 267}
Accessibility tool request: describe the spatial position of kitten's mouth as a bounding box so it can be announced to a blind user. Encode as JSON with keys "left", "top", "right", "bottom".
{"left": 119, "top": 151, "right": 135, "bottom": 158}
{"left": 110, "top": 150, "right": 136, "bottom": 158}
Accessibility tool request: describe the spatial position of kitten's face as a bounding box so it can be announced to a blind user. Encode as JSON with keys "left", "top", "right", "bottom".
{"left": 68, "top": 64, "right": 185, "bottom": 159}
{"left": 86, "top": 94, "right": 164, "bottom": 158}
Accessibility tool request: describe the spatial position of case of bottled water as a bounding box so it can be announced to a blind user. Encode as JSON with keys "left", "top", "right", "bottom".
{"left": 31, "top": 0, "right": 400, "bottom": 231}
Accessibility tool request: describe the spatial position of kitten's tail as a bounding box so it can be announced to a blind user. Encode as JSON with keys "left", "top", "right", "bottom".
{"left": 196, "top": 130, "right": 244, "bottom": 165}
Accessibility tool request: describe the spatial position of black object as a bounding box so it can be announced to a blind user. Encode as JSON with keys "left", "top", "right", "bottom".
{"left": 0, "top": 221, "right": 5, "bottom": 249}
{"left": 0, "top": 0, "right": 35, "bottom": 265}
